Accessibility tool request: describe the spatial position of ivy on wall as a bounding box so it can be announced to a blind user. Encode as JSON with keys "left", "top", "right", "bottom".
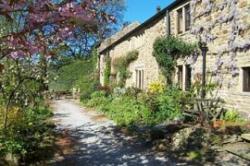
{"left": 113, "top": 50, "right": 139, "bottom": 87}
{"left": 104, "top": 55, "right": 111, "bottom": 86}
{"left": 153, "top": 36, "right": 197, "bottom": 84}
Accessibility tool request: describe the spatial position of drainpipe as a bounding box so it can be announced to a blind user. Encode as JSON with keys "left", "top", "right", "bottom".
{"left": 166, "top": 10, "right": 171, "bottom": 36}
{"left": 199, "top": 41, "right": 208, "bottom": 99}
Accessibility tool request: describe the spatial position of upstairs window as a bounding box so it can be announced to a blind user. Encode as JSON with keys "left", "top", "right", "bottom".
{"left": 177, "top": 8, "right": 183, "bottom": 34}
{"left": 185, "top": 4, "right": 191, "bottom": 31}
{"left": 136, "top": 69, "right": 144, "bottom": 89}
{"left": 243, "top": 67, "right": 250, "bottom": 92}
{"left": 176, "top": 3, "right": 191, "bottom": 34}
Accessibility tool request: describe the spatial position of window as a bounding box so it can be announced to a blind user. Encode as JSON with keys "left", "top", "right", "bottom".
{"left": 185, "top": 65, "right": 192, "bottom": 90}
{"left": 177, "top": 8, "right": 183, "bottom": 34}
{"left": 185, "top": 4, "right": 191, "bottom": 31}
{"left": 176, "top": 4, "right": 191, "bottom": 34}
{"left": 243, "top": 67, "right": 250, "bottom": 92}
{"left": 177, "top": 66, "right": 183, "bottom": 89}
{"left": 136, "top": 69, "right": 144, "bottom": 89}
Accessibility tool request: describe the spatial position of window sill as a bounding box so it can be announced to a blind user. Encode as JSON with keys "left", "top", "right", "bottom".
{"left": 240, "top": 92, "right": 250, "bottom": 96}
{"left": 177, "top": 30, "right": 191, "bottom": 36}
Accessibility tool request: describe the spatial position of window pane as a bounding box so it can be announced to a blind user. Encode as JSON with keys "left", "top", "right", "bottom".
{"left": 185, "top": 4, "right": 191, "bottom": 31}
{"left": 243, "top": 67, "right": 250, "bottom": 92}
{"left": 136, "top": 70, "right": 138, "bottom": 88}
{"left": 178, "top": 66, "right": 183, "bottom": 89}
{"left": 142, "top": 70, "right": 144, "bottom": 89}
{"left": 177, "top": 8, "right": 183, "bottom": 34}
{"left": 185, "top": 65, "right": 192, "bottom": 90}
{"left": 139, "top": 71, "right": 141, "bottom": 89}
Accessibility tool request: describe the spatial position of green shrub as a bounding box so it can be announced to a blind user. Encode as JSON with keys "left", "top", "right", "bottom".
{"left": 0, "top": 107, "right": 55, "bottom": 163}
{"left": 153, "top": 36, "right": 197, "bottom": 84}
{"left": 85, "top": 91, "right": 111, "bottom": 110}
{"left": 155, "top": 94, "right": 182, "bottom": 122}
{"left": 125, "top": 87, "right": 142, "bottom": 97}
{"left": 223, "top": 110, "right": 243, "bottom": 122}
{"left": 84, "top": 86, "right": 192, "bottom": 126}
{"left": 138, "top": 86, "right": 189, "bottom": 123}
{"left": 113, "top": 87, "right": 126, "bottom": 97}
{"left": 106, "top": 96, "right": 153, "bottom": 126}
{"left": 113, "top": 50, "right": 138, "bottom": 87}
{"left": 137, "top": 92, "right": 159, "bottom": 112}
{"left": 104, "top": 56, "right": 111, "bottom": 86}
{"left": 97, "top": 85, "right": 112, "bottom": 95}
{"left": 186, "top": 151, "right": 202, "bottom": 160}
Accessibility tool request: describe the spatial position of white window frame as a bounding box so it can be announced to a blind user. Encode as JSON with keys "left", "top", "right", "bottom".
{"left": 136, "top": 69, "right": 144, "bottom": 89}
{"left": 175, "top": 3, "right": 191, "bottom": 35}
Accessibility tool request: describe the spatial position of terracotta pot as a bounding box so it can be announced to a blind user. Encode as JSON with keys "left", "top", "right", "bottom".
{"left": 213, "top": 120, "right": 225, "bottom": 128}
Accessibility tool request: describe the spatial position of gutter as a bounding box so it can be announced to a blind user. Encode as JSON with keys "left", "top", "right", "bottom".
{"left": 99, "top": 0, "right": 189, "bottom": 54}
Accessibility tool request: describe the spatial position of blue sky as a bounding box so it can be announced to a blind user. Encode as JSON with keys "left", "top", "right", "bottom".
{"left": 124, "top": 0, "right": 174, "bottom": 23}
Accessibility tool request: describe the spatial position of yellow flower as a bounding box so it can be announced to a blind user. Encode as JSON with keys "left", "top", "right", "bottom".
{"left": 148, "top": 81, "right": 165, "bottom": 94}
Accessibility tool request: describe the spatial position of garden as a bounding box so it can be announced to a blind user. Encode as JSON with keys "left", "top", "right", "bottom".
{"left": 0, "top": 0, "right": 124, "bottom": 165}
{"left": 0, "top": 0, "right": 249, "bottom": 165}
{"left": 81, "top": 35, "right": 250, "bottom": 163}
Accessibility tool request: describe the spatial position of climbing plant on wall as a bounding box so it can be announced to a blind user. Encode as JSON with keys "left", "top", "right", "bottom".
{"left": 190, "top": 0, "right": 250, "bottom": 87}
{"left": 104, "top": 55, "right": 111, "bottom": 86}
{"left": 153, "top": 36, "right": 197, "bottom": 84}
{"left": 113, "top": 50, "right": 139, "bottom": 87}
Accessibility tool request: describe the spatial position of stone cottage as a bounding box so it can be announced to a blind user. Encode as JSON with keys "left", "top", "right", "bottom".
{"left": 98, "top": 0, "right": 250, "bottom": 115}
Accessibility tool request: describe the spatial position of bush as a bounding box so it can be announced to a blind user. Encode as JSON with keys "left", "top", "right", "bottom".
{"left": 84, "top": 86, "right": 193, "bottom": 126}
{"left": 113, "top": 87, "right": 126, "bottom": 97}
{"left": 97, "top": 85, "right": 112, "bottom": 95}
{"left": 0, "top": 107, "right": 55, "bottom": 164}
{"left": 155, "top": 93, "right": 183, "bottom": 122}
{"left": 223, "top": 110, "right": 243, "bottom": 122}
{"left": 105, "top": 96, "right": 153, "bottom": 126}
{"left": 137, "top": 92, "right": 159, "bottom": 112}
{"left": 104, "top": 56, "right": 111, "bottom": 86}
{"left": 125, "top": 87, "right": 142, "bottom": 97}
{"left": 153, "top": 36, "right": 197, "bottom": 84}
{"left": 85, "top": 91, "right": 111, "bottom": 110}
{"left": 147, "top": 80, "right": 165, "bottom": 94}
{"left": 112, "top": 50, "right": 138, "bottom": 87}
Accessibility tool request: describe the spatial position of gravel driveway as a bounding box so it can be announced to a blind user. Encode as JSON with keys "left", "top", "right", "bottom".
{"left": 51, "top": 99, "right": 175, "bottom": 166}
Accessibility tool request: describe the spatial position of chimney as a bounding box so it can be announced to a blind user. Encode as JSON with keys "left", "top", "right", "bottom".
{"left": 156, "top": 6, "right": 161, "bottom": 13}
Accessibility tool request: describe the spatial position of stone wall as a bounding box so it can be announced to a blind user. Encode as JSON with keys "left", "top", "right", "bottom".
{"left": 98, "top": 0, "right": 250, "bottom": 115}
{"left": 99, "top": 17, "right": 167, "bottom": 89}
{"left": 169, "top": 0, "right": 250, "bottom": 116}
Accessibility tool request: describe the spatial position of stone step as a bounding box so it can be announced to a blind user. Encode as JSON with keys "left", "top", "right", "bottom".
{"left": 223, "top": 142, "right": 250, "bottom": 161}
{"left": 241, "top": 133, "right": 250, "bottom": 142}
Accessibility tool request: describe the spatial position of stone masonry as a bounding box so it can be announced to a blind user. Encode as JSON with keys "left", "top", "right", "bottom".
{"left": 98, "top": 0, "right": 250, "bottom": 116}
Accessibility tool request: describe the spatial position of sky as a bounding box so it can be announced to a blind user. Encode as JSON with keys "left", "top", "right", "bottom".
{"left": 124, "top": 0, "right": 175, "bottom": 23}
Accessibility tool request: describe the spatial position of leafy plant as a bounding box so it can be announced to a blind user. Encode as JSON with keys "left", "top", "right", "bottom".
{"left": 223, "top": 110, "right": 243, "bottom": 122}
{"left": 153, "top": 36, "right": 197, "bottom": 84}
{"left": 104, "top": 55, "right": 111, "bottom": 86}
{"left": 147, "top": 80, "right": 165, "bottom": 94}
{"left": 105, "top": 96, "right": 153, "bottom": 126}
{"left": 113, "top": 50, "right": 139, "bottom": 87}
{"left": 85, "top": 91, "right": 111, "bottom": 109}
{"left": 0, "top": 106, "right": 55, "bottom": 163}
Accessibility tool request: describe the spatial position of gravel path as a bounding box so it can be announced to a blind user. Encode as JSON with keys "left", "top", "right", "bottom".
{"left": 51, "top": 99, "right": 175, "bottom": 166}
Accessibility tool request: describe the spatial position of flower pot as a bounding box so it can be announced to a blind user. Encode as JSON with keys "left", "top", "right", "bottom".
{"left": 213, "top": 120, "right": 225, "bottom": 128}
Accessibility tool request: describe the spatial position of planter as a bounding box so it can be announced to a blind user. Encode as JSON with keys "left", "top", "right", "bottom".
{"left": 213, "top": 120, "right": 225, "bottom": 128}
